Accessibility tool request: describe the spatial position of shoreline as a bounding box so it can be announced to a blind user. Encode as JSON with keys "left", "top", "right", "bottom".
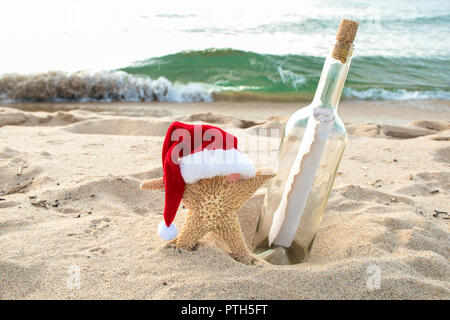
{"left": 3, "top": 99, "right": 450, "bottom": 124}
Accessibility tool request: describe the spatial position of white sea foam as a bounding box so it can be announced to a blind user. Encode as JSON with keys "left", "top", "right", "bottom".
{"left": 277, "top": 66, "right": 306, "bottom": 90}
{"left": 0, "top": 71, "right": 212, "bottom": 103}
{"left": 344, "top": 88, "right": 450, "bottom": 101}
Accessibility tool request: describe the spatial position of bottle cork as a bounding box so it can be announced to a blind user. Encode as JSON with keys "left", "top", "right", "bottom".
{"left": 332, "top": 19, "right": 359, "bottom": 63}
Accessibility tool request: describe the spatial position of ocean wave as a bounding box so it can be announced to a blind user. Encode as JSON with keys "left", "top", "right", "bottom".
{"left": 121, "top": 49, "right": 322, "bottom": 94}
{"left": 344, "top": 88, "right": 450, "bottom": 101}
{"left": 122, "top": 49, "right": 450, "bottom": 101}
{"left": 1, "top": 49, "right": 449, "bottom": 103}
{"left": 0, "top": 71, "right": 212, "bottom": 103}
{"left": 277, "top": 66, "right": 306, "bottom": 90}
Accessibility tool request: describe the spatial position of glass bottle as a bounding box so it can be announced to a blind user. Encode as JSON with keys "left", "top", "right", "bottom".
{"left": 252, "top": 20, "right": 358, "bottom": 265}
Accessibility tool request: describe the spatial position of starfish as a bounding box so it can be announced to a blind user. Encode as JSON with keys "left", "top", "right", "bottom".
{"left": 140, "top": 169, "right": 274, "bottom": 265}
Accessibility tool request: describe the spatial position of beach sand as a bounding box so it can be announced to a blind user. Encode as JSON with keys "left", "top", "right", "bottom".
{"left": 0, "top": 100, "right": 449, "bottom": 299}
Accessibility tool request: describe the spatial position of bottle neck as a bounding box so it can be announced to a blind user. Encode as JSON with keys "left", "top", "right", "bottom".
{"left": 312, "top": 48, "right": 353, "bottom": 111}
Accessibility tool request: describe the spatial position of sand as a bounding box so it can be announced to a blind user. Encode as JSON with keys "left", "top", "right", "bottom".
{"left": 0, "top": 100, "right": 449, "bottom": 299}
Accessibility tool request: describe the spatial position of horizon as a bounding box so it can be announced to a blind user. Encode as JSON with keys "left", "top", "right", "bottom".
{"left": 0, "top": 0, "right": 449, "bottom": 102}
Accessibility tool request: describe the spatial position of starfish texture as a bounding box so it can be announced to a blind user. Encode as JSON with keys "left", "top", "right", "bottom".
{"left": 140, "top": 169, "right": 274, "bottom": 264}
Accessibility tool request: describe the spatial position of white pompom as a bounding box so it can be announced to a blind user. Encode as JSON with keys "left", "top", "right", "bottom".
{"left": 157, "top": 221, "right": 178, "bottom": 241}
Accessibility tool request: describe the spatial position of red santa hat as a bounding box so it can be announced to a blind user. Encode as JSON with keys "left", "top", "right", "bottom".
{"left": 158, "top": 121, "right": 256, "bottom": 240}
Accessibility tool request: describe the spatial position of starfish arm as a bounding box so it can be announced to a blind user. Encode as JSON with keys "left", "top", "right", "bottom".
{"left": 176, "top": 210, "right": 209, "bottom": 251}
{"left": 228, "top": 173, "right": 275, "bottom": 202}
{"left": 213, "top": 214, "right": 255, "bottom": 265}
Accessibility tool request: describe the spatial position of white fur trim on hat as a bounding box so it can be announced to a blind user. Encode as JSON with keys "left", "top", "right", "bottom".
{"left": 179, "top": 148, "right": 256, "bottom": 184}
{"left": 158, "top": 221, "right": 178, "bottom": 241}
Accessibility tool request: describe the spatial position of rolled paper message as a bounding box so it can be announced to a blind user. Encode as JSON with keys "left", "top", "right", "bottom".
{"left": 268, "top": 109, "right": 334, "bottom": 247}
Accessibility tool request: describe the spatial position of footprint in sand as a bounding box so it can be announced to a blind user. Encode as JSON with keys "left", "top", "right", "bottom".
{"left": 0, "top": 262, "right": 43, "bottom": 299}
{"left": 130, "top": 144, "right": 150, "bottom": 154}
{"left": 64, "top": 118, "right": 172, "bottom": 136}
{"left": 83, "top": 218, "right": 111, "bottom": 235}
{"left": 431, "top": 133, "right": 450, "bottom": 141}
{"left": 412, "top": 120, "right": 450, "bottom": 132}
{"left": 38, "top": 173, "right": 163, "bottom": 218}
{"left": 40, "top": 151, "right": 51, "bottom": 158}
{"left": 433, "top": 146, "right": 450, "bottom": 164}
{"left": 381, "top": 124, "right": 435, "bottom": 139}
{"left": 76, "top": 245, "right": 107, "bottom": 256}
{"left": 347, "top": 123, "right": 381, "bottom": 138}
{"left": 377, "top": 121, "right": 450, "bottom": 139}
{"left": 0, "top": 147, "right": 20, "bottom": 159}
{"left": 91, "top": 247, "right": 107, "bottom": 254}
{"left": 89, "top": 217, "right": 111, "bottom": 230}
{"left": 0, "top": 200, "right": 19, "bottom": 209}
{"left": 46, "top": 139, "right": 65, "bottom": 145}
{"left": 82, "top": 143, "right": 104, "bottom": 148}
{"left": 86, "top": 246, "right": 107, "bottom": 255}
{"left": 0, "top": 151, "right": 45, "bottom": 196}
{"left": 395, "top": 171, "right": 450, "bottom": 197}
{"left": 182, "top": 112, "right": 261, "bottom": 128}
{"left": 328, "top": 184, "right": 416, "bottom": 214}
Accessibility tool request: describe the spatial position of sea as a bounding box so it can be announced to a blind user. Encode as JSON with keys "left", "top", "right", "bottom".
{"left": 0, "top": 0, "right": 449, "bottom": 103}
